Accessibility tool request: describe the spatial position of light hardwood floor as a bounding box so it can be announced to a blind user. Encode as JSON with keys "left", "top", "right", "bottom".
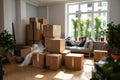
{"left": 3, "top": 59, "right": 93, "bottom": 80}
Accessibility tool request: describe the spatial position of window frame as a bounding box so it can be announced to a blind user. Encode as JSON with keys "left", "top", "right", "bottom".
{"left": 65, "top": 0, "right": 109, "bottom": 39}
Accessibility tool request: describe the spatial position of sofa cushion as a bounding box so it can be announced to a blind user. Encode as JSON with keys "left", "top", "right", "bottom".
{"left": 78, "top": 40, "right": 86, "bottom": 47}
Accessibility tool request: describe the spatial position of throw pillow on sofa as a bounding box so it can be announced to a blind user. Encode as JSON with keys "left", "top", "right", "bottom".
{"left": 78, "top": 40, "right": 86, "bottom": 47}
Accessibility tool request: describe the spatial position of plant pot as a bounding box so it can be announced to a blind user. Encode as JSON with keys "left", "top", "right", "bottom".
{"left": 111, "top": 54, "right": 120, "bottom": 60}
{"left": 6, "top": 52, "right": 15, "bottom": 64}
{"left": 100, "top": 37, "right": 104, "bottom": 41}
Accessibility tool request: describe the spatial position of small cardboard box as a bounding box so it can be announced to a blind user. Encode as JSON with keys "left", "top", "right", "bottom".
{"left": 43, "top": 25, "right": 61, "bottom": 37}
{"left": 32, "top": 53, "right": 46, "bottom": 68}
{"left": 94, "top": 50, "right": 108, "bottom": 62}
{"left": 30, "top": 17, "right": 38, "bottom": 23}
{"left": 20, "top": 46, "right": 33, "bottom": 58}
{"left": 65, "top": 53, "right": 84, "bottom": 70}
{"left": 27, "top": 40, "right": 41, "bottom": 45}
{"left": 46, "top": 54, "right": 62, "bottom": 70}
{"left": 38, "top": 18, "right": 48, "bottom": 25}
{"left": 47, "top": 38, "right": 65, "bottom": 53}
{"left": 26, "top": 29, "right": 42, "bottom": 41}
{"left": 60, "top": 50, "right": 71, "bottom": 66}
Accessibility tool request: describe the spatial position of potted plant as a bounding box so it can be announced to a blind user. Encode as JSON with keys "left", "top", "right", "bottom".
{"left": 100, "top": 28, "right": 106, "bottom": 41}
{"left": 91, "top": 56, "right": 120, "bottom": 80}
{"left": 94, "top": 16, "right": 102, "bottom": 41}
{"left": 0, "top": 30, "right": 15, "bottom": 63}
{"left": 107, "top": 22, "right": 120, "bottom": 59}
{"left": 72, "top": 19, "right": 78, "bottom": 41}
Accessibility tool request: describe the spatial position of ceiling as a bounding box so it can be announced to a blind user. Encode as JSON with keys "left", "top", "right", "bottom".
{"left": 26, "top": 0, "right": 71, "bottom": 6}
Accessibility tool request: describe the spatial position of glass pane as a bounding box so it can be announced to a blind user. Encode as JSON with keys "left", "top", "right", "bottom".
{"left": 80, "top": 3, "right": 92, "bottom": 12}
{"left": 80, "top": 14, "right": 92, "bottom": 38}
{"left": 68, "top": 4, "right": 79, "bottom": 13}
{"left": 68, "top": 14, "right": 78, "bottom": 37}
{"left": 101, "top": 1, "right": 108, "bottom": 11}
{"left": 94, "top": 12, "right": 107, "bottom": 29}
{"left": 94, "top": 1, "right": 107, "bottom": 11}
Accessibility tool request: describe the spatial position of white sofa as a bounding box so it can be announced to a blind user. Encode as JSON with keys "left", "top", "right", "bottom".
{"left": 66, "top": 41, "right": 106, "bottom": 58}
{"left": 66, "top": 40, "right": 93, "bottom": 57}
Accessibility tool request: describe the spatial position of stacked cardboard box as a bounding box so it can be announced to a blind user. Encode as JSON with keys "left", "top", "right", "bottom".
{"left": 46, "top": 54, "right": 62, "bottom": 70}
{"left": 26, "top": 17, "right": 48, "bottom": 45}
{"left": 60, "top": 50, "right": 71, "bottom": 66}
{"left": 20, "top": 46, "right": 33, "bottom": 58}
{"left": 32, "top": 53, "right": 45, "bottom": 68}
{"left": 65, "top": 53, "right": 84, "bottom": 70}
{"left": 38, "top": 18, "right": 48, "bottom": 25}
{"left": 43, "top": 25, "right": 61, "bottom": 37}
{"left": 94, "top": 50, "right": 108, "bottom": 62}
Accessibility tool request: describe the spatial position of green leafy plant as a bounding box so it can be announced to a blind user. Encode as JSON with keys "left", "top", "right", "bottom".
{"left": 0, "top": 30, "right": 15, "bottom": 53}
{"left": 94, "top": 16, "right": 102, "bottom": 41}
{"left": 79, "top": 19, "right": 85, "bottom": 38}
{"left": 72, "top": 19, "right": 78, "bottom": 40}
{"left": 85, "top": 18, "right": 91, "bottom": 39}
{"left": 107, "top": 22, "right": 120, "bottom": 55}
{"left": 91, "top": 56, "right": 120, "bottom": 80}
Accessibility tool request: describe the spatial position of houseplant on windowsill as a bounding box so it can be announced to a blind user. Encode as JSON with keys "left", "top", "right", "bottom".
{"left": 72, "top": 19, "right": 78, "bottom": 41}
{"left": 0, "top": 30, "right": 15, "bottom": 63}
{"left": 107, "top": 22, "right": 120, "bottom": 59}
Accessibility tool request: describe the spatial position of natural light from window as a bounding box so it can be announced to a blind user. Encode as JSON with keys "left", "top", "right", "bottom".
{"left": 66, "top": 1, "right": 108, "bottom": 41}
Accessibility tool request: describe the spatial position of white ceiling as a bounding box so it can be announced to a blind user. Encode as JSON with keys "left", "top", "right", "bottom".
{"left": 26, "top": 0, "right": 72, "bottom": 6}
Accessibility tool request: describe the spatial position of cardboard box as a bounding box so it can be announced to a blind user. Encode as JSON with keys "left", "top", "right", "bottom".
{"left": 47, "top": 38, "right": 65, "bottom": 53}
{"left": 60, "top": 50, "right": 71, "bottom": 66}
{"left": 38, "top": 18, "right": 47, "bottom": 25}
{"left": 65, "top": 53, "right": 84, "bottom": 70}
{"left": 43, "top": 25, "right": 61, "bottom": 37}
{"left": 20, "top": 46, "right": 33, "bottom": 58}
{"left": 27, "top": 40, "right": 41, "bottom": 45}
{"left": 29, "top": 22, "right": 40, "bottom": 30}
{"left": 32, "top": 53, "right": 46, "bottom": 68}
{"left": 46, "top": 54, "right": 62, "bottom": 70}
{"left": 30, "top": 17, "right": 38, "bottom": 23}
{"left": 94, "top": 50, "right": 108, "bottom": 62}
{"left": 26, "top": 24, "right": 30, "bottom": 30}
{"left": 26, "top": 29, "right": 42, "bottom": 41}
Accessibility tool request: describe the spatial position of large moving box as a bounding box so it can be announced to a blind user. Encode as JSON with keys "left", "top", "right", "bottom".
{"left": 38, "top": 18, "right": 48, "bottom": 25}
{"left": 43, "top": 25, "right": 61, "bottom": 37}
{"left": 20, "top": 46, "right": 33, "bottom": 58}
{"left": 29, "top": 17, "right": 38, "bottom": 23}
{"left": 27, "top": 30, "right": 42, "bottom": 41}
{"left": 46, "top": 39, "right": 65, "bottom": 53}
{"left": 65, "top": 53, "right": 84, "bottom": 70}
{"left": 60, "top": 50, "right": 71, "bottom": 66}
{"left": 32, "top": 53, "right": 46, "bottom": 68}
{"left": 29, "top": 22, "right": 40, "bottom": 30}
{"left": 94, "top": 50, "right": 108, "bottom": 62}
{"left": 46, "top": 54, "right": 62, "bottom": 70}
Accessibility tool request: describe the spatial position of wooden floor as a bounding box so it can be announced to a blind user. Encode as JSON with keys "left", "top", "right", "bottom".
{"left": 3, "top": 59, "right": 94, "bottom": 80}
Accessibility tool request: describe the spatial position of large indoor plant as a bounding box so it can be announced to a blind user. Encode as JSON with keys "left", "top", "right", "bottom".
{"left": 72, "top": 19, "right": 78, "bottom": 41}
{"left": 94, "top": 16, "right": 102, "bottom": 41}
{"left": 107, "top": 22, "right": 120, "bottom": 59}
{"left": 0, "top": 30, "right": 15, "bottom": 62}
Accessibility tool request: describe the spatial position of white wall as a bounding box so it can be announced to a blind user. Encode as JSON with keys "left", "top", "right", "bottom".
{"left": 3, "top": 0, "right": 16, "bottom": 34}
{"left": 48, "top": 4, "right": 65, "bottom": 38}
{"left": 38, "top": 6, "right": 47, "bottom": 19}
{"left": 26, "top": 3, "right": 38, "bottom": 24}
{"left": 109, "top": 0, "right": 120, "bottom": 24}
{"left": 0, "top": 0, "right": 4, "bottom": 31}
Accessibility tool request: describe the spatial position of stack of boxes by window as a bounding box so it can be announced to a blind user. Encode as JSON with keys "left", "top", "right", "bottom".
{"left": 25, "top": 17, "right": 84, "bottom": 71}
{"left": 26, "top": 18, "right": 47, "bottom": 45}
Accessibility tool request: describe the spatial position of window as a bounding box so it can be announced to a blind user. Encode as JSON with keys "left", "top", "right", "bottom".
{"left": 65, "top": 1, "right": 108, "bottom": 41}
